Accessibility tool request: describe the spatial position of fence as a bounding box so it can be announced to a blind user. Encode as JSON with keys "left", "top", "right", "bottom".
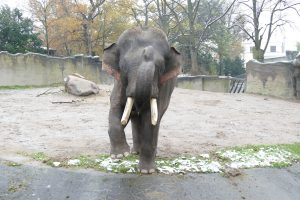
{"left": 229, "top": 78, "right": 245, "bottom": 93}
{"left": 177, "top": 75, "right": 245, "bottom": 93}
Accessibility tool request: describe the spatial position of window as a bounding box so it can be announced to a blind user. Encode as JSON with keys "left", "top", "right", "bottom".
{"left": 270, "top": 46, "right": 276, "bottom": 52}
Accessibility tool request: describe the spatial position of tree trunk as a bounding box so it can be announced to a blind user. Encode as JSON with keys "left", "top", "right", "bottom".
{"left": 88, "top": 22, "right": 92, "bottom": 55}
{"left": 190, "top": 46, "right": 198, "bottom": 75}
{"left": 218, "top": 57, "right": 223, "bottom": 76}
{"left": 86, "top": 21, "right": 92, "bottom": 56}
{"left": 101, "top": 9, "right": 106, "bottom": 51}
{"left": 45, "top": 25, "right": 49, "bottom": 55}
{"left": 83, "top": 22, "right": 92, "bottom": 55}
{"left": 187, "top": 0, "right": 200, "bottom": 75}
{"left": 253, "top": 48, "right": 264, "bottom": 62}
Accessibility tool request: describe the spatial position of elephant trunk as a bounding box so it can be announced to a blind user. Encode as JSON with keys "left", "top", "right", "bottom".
{"left": 135, "top": 63, "right": 158, "bottom": 126}
{"left": 121, "top": 46, "right": 159, "bottom": 126}
{"left": 136, "top": 61, "right": 158, "bottom": 100}
{"left": 120, "top": 62, "right": 158, "bottom": 126}
{"left": 120, "top": 65, "right": 158, "bottom": 126}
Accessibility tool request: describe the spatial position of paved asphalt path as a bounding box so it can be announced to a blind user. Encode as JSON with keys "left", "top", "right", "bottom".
{"left": 1, "top": 161, "right": 300, "bottom": 200}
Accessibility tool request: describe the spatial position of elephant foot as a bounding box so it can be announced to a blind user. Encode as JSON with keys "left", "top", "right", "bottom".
{"left": 139, "top": 168, "right": 156, "bottom": 174}
{"left": 131, "top": 147, "right": 140, "bottom": 155}
{"left": 110, "top": 151, "right": 129, "bottom": 159}
{"left": 139, "top": 159, "right": 156, "bottom": 174}
{"left": 110, "top": 144, "right": 130, "bottom": 159}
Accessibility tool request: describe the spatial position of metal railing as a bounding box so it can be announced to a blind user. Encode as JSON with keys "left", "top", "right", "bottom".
{"left": 230, "top": 78, "right": 245, "bottom": 93}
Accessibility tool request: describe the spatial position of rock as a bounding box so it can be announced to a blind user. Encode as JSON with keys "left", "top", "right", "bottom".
{"left": 64, "top": 75, "right": 99, "bottom": 96}
{"left": 223, "top": 167, "right": 242, "bottom": 178}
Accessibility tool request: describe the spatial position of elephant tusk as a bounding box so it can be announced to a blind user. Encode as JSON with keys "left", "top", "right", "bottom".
{"left": 121, "top": 97, "right": 134, "bottom": 125}
{"left": 150, "top": 98, "right": 158, "bottom": 126}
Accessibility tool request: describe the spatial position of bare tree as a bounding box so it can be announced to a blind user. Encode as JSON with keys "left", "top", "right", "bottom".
{"left": 74, "top": 0, "right": 105, "bottom": 55}
{"left": 151, "top": 0, "right": 176, "bottom": 36}
{"left": 235, "top": 0, "right": 300, "bottom": 62}
{"left": 131, "top": 0, "right": 154, "bottom": 27}
{"left": 165, "top": 0, "right": 237, "bottom": 75}
{"left": 29, "top": 0, "right": 55, "bottom": 55}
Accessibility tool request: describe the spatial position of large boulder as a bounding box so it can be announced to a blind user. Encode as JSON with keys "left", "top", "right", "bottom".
{"left": 64, "top": 74, "right": 99, "bottom": 96}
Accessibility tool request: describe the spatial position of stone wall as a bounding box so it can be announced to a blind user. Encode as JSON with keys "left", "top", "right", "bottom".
{"left": 0, "top": 51, "right": 112, "bottom": 86}
{"left": 177, "top": 75, "right": 232, "bottom": 93}
{"left": 0, "top": 51, "right": 236, "bottom": 93}
{"left": 246, "top": 59, "right": 299, "bottom": 99}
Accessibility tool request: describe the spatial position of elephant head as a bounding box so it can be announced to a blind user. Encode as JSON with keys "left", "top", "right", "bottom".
{"left": 103, "top": 28, "right": 181, "bottom": 126}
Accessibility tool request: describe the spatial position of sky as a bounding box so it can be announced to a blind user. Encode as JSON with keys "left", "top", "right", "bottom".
{"left": 0, "top": 0, "right": 28, "bottom": 12}
{"left": 1, "top": 0, "right": 299, "bottom": 51}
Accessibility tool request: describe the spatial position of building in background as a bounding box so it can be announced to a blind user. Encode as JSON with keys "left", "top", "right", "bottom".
{"left": 242, "top": 14, "right": 300, "bottom": 63}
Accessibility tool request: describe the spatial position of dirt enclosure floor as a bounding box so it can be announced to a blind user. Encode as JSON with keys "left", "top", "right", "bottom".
{"left": 1, "top": 85, "right": 300, "bottom": 159}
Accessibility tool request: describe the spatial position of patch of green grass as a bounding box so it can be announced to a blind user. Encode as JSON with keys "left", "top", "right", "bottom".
{"left": 31, "top": 152, "right": 55, "bottom": 166}
{"left": 271, "top": 161, "right": 291, "bottom": 168}
{"left": 0, "top": 85, "right": 34, "bottom": 90}
{"left": 215, "top": 143, "right": 300, "bottom": 170}
{"left": 279, "top": 143, "right": 300, "bottom": 159}
{"left": 32, "top": 152, "right": 48, "bottom": 161}
{"left": 222, "top": 144, "right": 263, "bottom": 152}
{"left": 111, "top": 163, "right": 133, "bottom": 173}
{"left": 8, "top": 182, "right": 26, "bottom": 193}
{"left": 243, "top": 143, "right": 299, "bottom": 159}
{"left": 6, "top": 161, "right": 22, "bottom": 167}
{"left": 25, "top": 143, "right": 300, "bottom": 174}
{"left": 74, "top": 155, "right": 100, "bottom": 169}
{"left": 0, "top": 83, "right": 62, "bottom": 90}
{"left": 8, "top": 185, "right": 18, "bottom": 193}
{"left": 211, "top": 152, "right": 231, "bottom": 164}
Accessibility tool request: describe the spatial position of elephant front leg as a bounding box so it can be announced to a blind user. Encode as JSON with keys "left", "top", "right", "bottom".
{"left": 131, "top": 116, "right": 141, "bottom": 155}
{"left": 139, "top": 111, "right": 160, "bottom": 174}
{"left": 108, "top": 108, "right": 130, "bottom": 159}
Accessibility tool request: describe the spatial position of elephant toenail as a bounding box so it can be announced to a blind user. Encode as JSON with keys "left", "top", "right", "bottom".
{"left": 110, "top": 154, "right": 116, "bottom": 159}
{"left": 149, "top": 169, "right": 155, "bottom": 173}
{"left": 116, "top": 154, "right": 123, "bottom": 159}
{"left": 131, "top": 151, "right": 138, "bottom": 155}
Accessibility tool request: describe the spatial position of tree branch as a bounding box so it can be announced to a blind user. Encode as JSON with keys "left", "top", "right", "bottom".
{"left": 197, "top": 0, "right": 237, "bottom": 46}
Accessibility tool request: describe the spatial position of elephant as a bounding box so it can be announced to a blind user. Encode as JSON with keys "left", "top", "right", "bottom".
{"left": 103, "top": 27, "right": 182, "bottom": 174}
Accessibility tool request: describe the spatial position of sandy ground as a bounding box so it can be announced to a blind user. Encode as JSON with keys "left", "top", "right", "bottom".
{"left": 0, "top": 85, "right": 300, "bottom": 158}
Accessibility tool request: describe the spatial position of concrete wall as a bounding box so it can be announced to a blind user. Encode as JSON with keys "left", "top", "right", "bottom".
{"left": 0, "top": 51, "right": 112, "bottom": 86}
{"left": 177, "top": 75, "right": 232, "bottom": 93}
{"left": 246, "top": 60, "right": 299, "bottom": 99}
{"left": 0, "top": 51, "right": 244, "bottom": 94}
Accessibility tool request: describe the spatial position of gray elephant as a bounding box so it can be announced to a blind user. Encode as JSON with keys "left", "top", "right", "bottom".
{"left": 103, "top": 27, "right": 182, "bottom": 174}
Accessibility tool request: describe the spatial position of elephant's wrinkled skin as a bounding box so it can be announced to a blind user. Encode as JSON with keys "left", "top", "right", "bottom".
{"left": 103, "top": 27, "right": 182, "bottom": 173}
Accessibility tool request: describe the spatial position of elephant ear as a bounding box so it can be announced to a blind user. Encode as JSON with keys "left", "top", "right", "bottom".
{"left": 103, "top": 43, "right": 120, "bottom": 81}
{"left": 160, "top": 47, "right": 182, "bottom": 84}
